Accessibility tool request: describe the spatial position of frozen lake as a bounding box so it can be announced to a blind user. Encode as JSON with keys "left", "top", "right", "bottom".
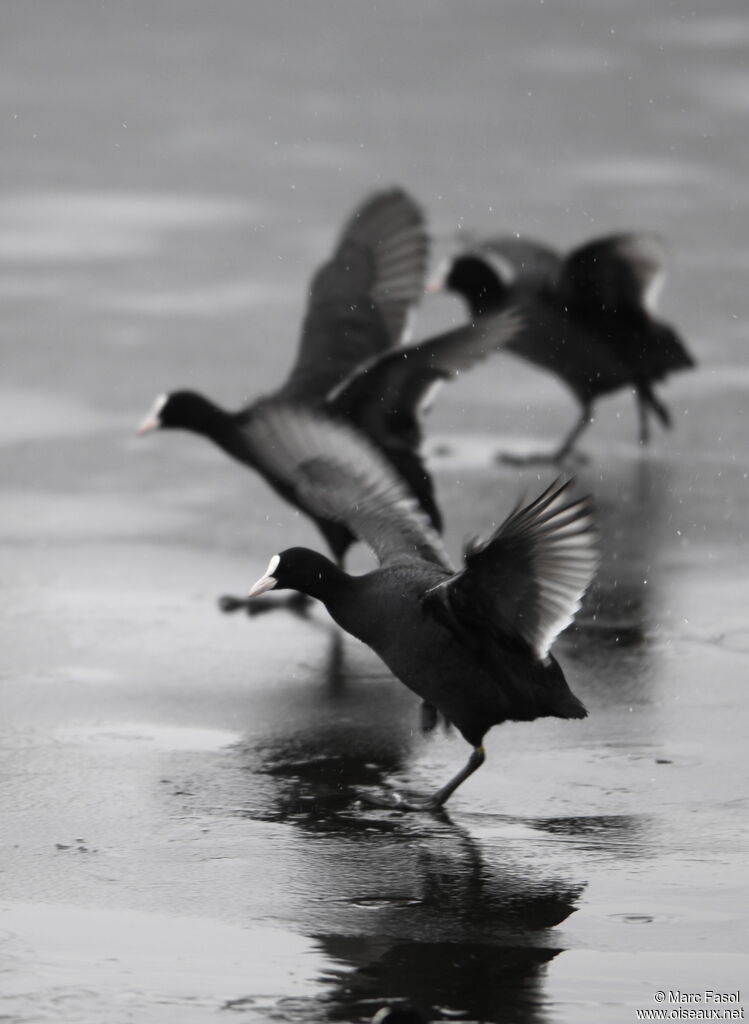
{"left": 1, "top": 2, "right": 747, "bottom": 1021}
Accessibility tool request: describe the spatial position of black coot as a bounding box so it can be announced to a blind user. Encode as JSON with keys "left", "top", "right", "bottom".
{"left": 436, "top": 232, "right": 695, "bottom": 461}
{"left": 139, "top": 188, "right": 523, "bottom": 566}
{"left": 140, "top": 188, "right": 429, "bottom": 559}
{"left": 247, "top": 404, "right": 597, "bottom": 810}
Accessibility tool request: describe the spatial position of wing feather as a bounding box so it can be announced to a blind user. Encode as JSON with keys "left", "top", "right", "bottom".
{"left": 337, "top": 187, "right": 429, "bottom": 342}
{"left": 246, "top": 401, "right": 452, "bottom": 569}
{"left": 427, "top": 478, "right": 597, "bottom": 661}
{"left": 328, "top": 308, "right": 525, "bottom": 446}
{"left": 280, "top": 189, "right": 429, "bottom": 401}
{"left": 558, "top": 233, "right": 668, "bottom": 317}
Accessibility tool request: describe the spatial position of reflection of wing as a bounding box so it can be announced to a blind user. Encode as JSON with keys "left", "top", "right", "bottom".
{"left": 247, "top": 401, "right": 451, "bottom": 569}
{"left": 558, "top": 233, "right": 668, "bottom": 317}
{"left": 425, "top": 479, "right": 597, "bottom": 661}
{"left": 330, "top": 308, "right": 525, "bottom": 449}
{"left": 279, "top": 189, "right": 429, "bottom": 402}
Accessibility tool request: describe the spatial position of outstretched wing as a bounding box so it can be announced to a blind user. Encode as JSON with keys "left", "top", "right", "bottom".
{"left": 324, "top": 308, "right": 523, "bottom": 532}
{"left": 338, "top": 187, "right": 430, "bottom": 344}
{"left": 279, "top": 188, "right": 429, "bottom": 402}
{"left": 558, "top": 233, "right": 668, "bottom": 317}
{"left": 424, "top": 479, "right": 597, "bottom": 662}
{"left": 245, "top": 401, "right": 452, "bottom": 570}
{"left": 329, "top": 308, "right": 525, "bottom": 448}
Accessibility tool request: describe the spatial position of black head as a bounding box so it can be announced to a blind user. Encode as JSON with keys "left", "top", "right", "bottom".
{"left": 443, "top": 254, "right": 509, "bottom": 317}
{"left": 249, "top": 547, "right": 341, "bottom": 601}
{"left": 138, "top": 390, "right": 225, "bottom": 436}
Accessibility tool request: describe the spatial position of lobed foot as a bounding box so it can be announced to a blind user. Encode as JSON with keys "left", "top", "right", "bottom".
{"left": 218, "top": 591, "right": 312, "bottom": 618}
{"left": 497, "top": 448, "right": 588, "bottom": 467}
{"left": 390, "top": 793, "right": 445, "bottom": 813}
{"left": 357, "top": 788, "right": 446, "bottom": 814}
{"left": 218, "top": 594, "right": 251, "bottom": 614}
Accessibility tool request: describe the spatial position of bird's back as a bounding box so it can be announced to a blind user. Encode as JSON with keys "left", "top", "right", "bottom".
{"left": 457, "top": 232, "right": 694, "bottom": 401}
{"left": 326, "top": 560, "right": 585, "bottom": 748}
{"left": 577, "top": 312, "right": 695, "bottom": 383}
{"left": 507, "top": 300, "right": 633, "bottom": 401}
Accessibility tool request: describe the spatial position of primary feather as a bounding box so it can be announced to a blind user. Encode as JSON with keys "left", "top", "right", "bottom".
{"left": 279, "top": 188, "right": 429, "bottom": 402}
{"left": 458, "top": 478, "right": 597, "bottom": 660}
{"left": 246, "top": 400, "right": 451, "bottom": 569}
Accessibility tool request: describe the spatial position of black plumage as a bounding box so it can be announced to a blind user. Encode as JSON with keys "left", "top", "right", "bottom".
{"left": 438, "top": 232, "right": 695, "bottom": 461}
{"left": 247, "top": 404, "right": 597, "bottom": 810}
{"left": 139, "top": 189, "right": 523, "bottom": 565}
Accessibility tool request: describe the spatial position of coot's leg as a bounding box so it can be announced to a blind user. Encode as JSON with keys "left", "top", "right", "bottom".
{"left": 498, "top": 403, "right": 592, "bottom": 466}
{"left": 419, "top": 744, "right": 486, "bottom": 809}
{"left": 637, "top": 384, "right": 671, "bottom": 446}
{"left": 218, "top": 591, "right": 312, "bottom": 618}
{"left": 550, "top": 403, "right": 593, "bottom": 463}
{"left": 390, "top": 745, "right": 486, "bottom": 812}
{"left": 358, "top": 745, "right": 486, "bottom": 813}
{"left": 637, "top": 390, "right": 650, "bottom": 446}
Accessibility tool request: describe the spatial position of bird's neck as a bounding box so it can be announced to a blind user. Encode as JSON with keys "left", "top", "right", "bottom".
{"left": 183, "top": 399, "right": 249, "bottom": 462}
{"left": 288, "top": 555, "right": 372, "bottom": 639}
{"left": 298, "top": 557, "right": 355, "bottom": 606}
{"left": 454, "top": 265, "right": 507, "bottom": 318}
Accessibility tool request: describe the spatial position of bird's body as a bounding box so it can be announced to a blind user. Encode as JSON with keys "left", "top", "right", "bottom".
{"left": 289, "top": 554, "right": 586, "bottom": 748}
{"left": 247, "top": 404, "right": 597, "bottom": 809}
{"left": 140, "top": 189, "right": 522, "bottom": 568}
{"left": 144, "top": 392, "right": 358, "bottom": 561}
{"left": 139, "top": 188, "right": 432, "bottom": 564}
{"left": 439, "top": 232, "right": 694, "bottom": 461}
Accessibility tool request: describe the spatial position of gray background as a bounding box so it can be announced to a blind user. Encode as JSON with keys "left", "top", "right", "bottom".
{"left": 1, "top": 3, "right": 747, "bottom": 1022}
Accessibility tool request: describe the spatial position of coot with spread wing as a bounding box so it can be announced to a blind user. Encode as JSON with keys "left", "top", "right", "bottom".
{"left": 140, "top": 189, "right": 523, "bottom": 570}
{"left": 246, "top": 404, "right": 597, "bottom": 810}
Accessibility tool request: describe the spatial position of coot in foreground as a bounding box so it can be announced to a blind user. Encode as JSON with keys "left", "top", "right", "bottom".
{"left": 247, "top": 404, "right": 597, "bottom": 810}
{"left": 435, "top": 232, "right": 694, "bottom": 462}
{"left": 139, "top": 188, "right": 523, "bottom": 569}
